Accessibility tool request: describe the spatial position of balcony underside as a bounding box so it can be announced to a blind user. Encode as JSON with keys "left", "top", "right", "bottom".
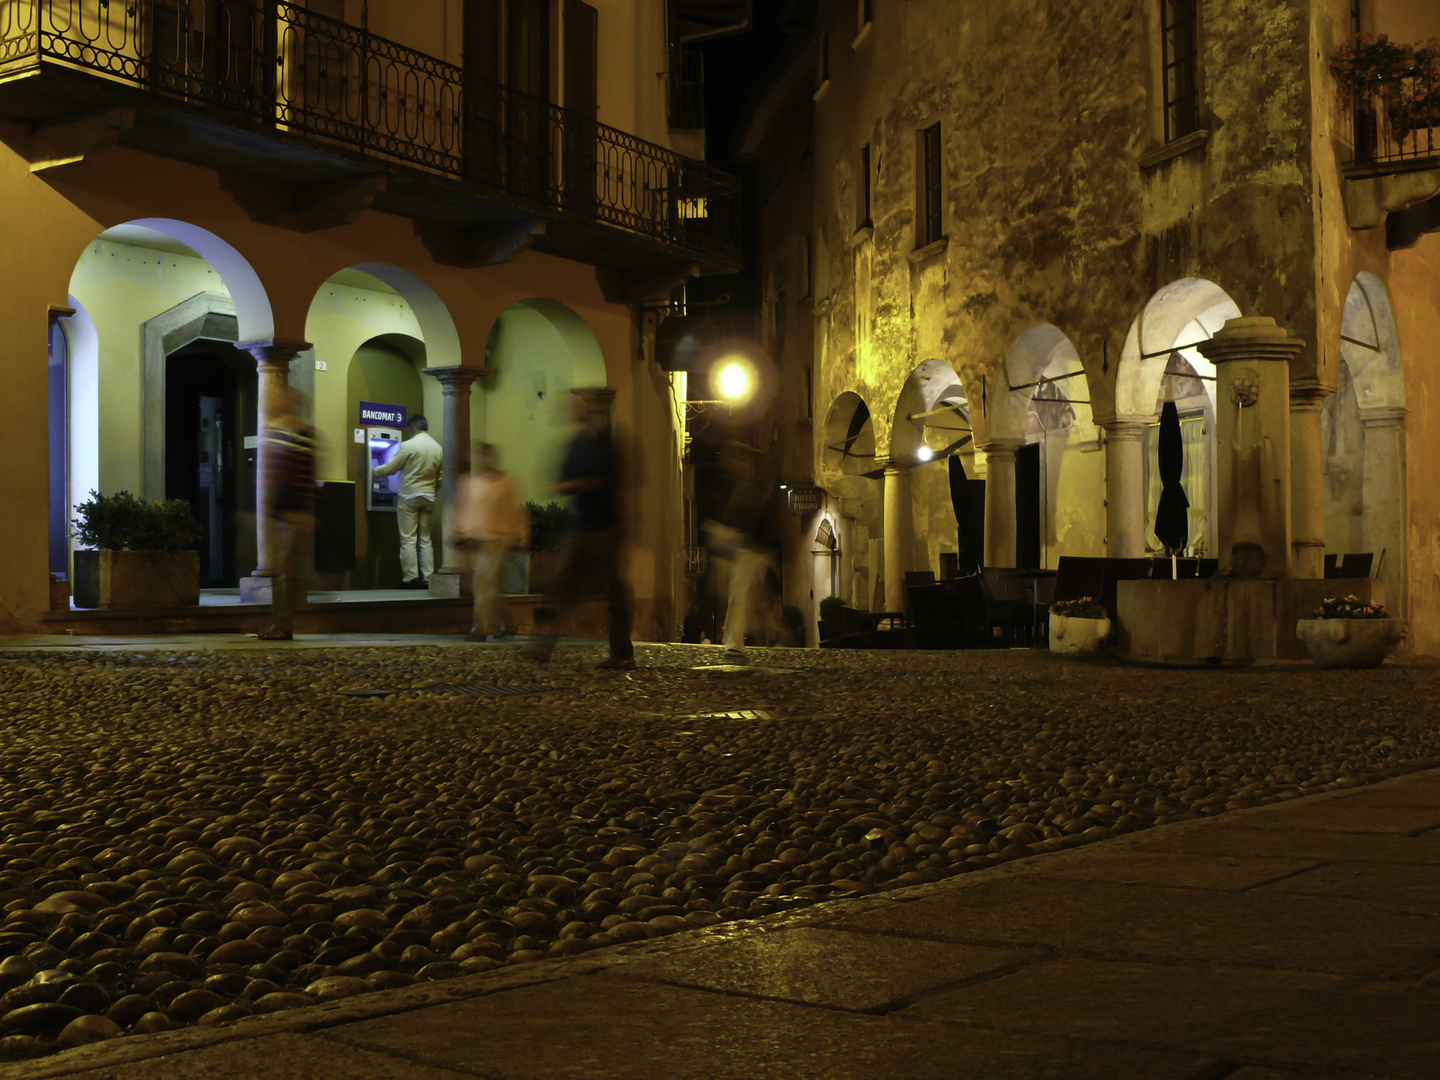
{"left": 0, "top": 62, "right": 738, "bottom": 282}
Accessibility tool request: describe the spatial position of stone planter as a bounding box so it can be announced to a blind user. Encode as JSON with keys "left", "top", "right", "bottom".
{"left": 1295, "top": 618, "right": 1403, "bottom": 669}
{"left": 1049, "top": 615, "right": 1111, "bottom": 657}
{"left": 72, "top": 550, "right": 200, "bottom": 609}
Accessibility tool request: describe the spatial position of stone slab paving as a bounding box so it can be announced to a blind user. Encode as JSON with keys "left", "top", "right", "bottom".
{"left": 0, "top": 641, "right": 1437, "bottom": 1078}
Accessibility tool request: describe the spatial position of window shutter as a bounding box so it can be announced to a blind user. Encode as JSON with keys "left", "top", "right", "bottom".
{"left": 563, "top": 0, "right": 598, "bottom": 118}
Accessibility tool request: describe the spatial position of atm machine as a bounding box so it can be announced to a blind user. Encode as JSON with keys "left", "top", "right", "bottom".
{"left": 365, "top": 428, "right": 403, "bottom": 511}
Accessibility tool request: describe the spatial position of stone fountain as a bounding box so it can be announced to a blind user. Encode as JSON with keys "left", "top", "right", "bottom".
{"left": 1119, "top": 316, "right": 1383, "bottom": 665}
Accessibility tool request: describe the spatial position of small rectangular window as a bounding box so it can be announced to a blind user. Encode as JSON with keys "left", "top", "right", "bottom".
{"left": 858, "top": 144, "right": 872, "bottom": 230}
{"left": 919, "top": 122, "right": 942, "bottom": 247}
{"left": 1161, "top": 0, "right": 1200, "bottom": 142}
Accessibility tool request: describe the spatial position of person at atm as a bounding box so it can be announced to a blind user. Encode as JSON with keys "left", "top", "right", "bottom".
{"left": 371, "top": 414, "right": 444, "bottom": 588}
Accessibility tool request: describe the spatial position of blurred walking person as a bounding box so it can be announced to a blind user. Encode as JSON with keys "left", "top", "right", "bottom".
{"left": 449, "top": 442, "right": 530, "bottom": 642}
{"left": 372, "top": 414, "right": 442, "bottom": 587}
{"left": 529, "top": 389, "right": 634, "bottom": 669}
{"left": 705, "top": 439, "right": 779, "bottom": 665}
{"left": 257, "top": 384, "right": 318, "bottom": 641}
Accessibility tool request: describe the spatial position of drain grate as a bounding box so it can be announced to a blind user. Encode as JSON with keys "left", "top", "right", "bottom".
{"left": 425, "top": 683, "right": 559, "bottom": 698}
{"left": 685, "top": 709, "right": 775, "bottom": 721}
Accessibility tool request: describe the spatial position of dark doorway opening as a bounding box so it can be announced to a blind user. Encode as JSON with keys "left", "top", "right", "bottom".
{"left": 1015, "top": 442, "right": 1041, "bottom": 570}
{"left": 165, "top": 342, "right": 257, "bottom": 587}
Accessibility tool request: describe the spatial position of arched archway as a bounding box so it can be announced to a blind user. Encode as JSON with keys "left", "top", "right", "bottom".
{"left": 1112, "top": 279, "right": 1240, "bottom": 558}
{"left": 66, "top": 221, "right": 273, "bottom": 587}
{"left": 998, "top": 325, "right": 1101, "bottom": 568}
{"left": 482, "top": 298, "right": 608, "bottom": 504}
{"left": 819, "top": 391, "right": 880, "bottom": 610}
{"left": 892, "top": 362, "right": 978, "bottom": 576}
{"left": 1326, "top": 272, "right": 1406, "bottom": 613}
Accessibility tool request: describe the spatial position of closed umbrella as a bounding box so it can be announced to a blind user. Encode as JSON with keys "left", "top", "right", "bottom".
{"left": 1154, "top": 400, "right": 1189, "bottom": 557}
{"left": 948, "top": 455, "right": 982, "bottom": 575}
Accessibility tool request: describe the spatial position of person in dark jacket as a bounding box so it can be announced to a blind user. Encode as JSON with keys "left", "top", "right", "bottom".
{"left": 528, "top": 389, "right": 634, "bottom": 668}
{"left": 704, "top": 439, "right": 780, "bottom": 664}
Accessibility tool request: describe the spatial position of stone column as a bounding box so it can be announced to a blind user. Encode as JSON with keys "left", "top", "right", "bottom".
{"left": 237, "top": 340, "right": 310, "bottom": 604}
{"left": 1360, "top": 405, "right": 1407, "bottom": 616}
{"left": 1288, "top": 379, "right": 1333, "bottom": 579}
{"left": 1100, "top": 418, "right": 1149, "bottom": 559}
{"left": 979, "top": 439, "right": 1023, "bottom": 568}
{"left": 1197, "top": 316, "right": 1305, "bottom": 579}
{"left": 881, "top": 459, "right": 914, "bottom": 613}
{"left": 424, "top": 365, "right": 483, "bottom": 598}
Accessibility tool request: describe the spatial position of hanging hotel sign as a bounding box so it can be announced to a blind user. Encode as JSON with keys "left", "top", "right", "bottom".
{"left": 359, "top": 402, "right": 407, "bottom": 427}
{"left": 787, "top": 486, "right": 822, "bottom": 514}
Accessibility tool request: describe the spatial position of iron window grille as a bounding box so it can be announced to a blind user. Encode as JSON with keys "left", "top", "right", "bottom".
{"left": 858, "top": 143, "right": 872, "bottom": 230}
{"left": 0, "top": 0, "right": 740, "bottom": 264}
{"left": 920, "top": 122, "right": 942, "bottom": 247}
{"left": 1161, "top": 0, "right": 1200, "bottom": 142}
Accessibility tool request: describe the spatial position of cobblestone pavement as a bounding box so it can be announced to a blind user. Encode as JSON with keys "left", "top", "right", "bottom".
{"left": 0, "top": 641, "right": 1436, "bottom": 1060}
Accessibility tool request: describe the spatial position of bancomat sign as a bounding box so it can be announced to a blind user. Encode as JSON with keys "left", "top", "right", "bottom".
{"left": 359, "top": 401, "right": 407, "bottom": 427}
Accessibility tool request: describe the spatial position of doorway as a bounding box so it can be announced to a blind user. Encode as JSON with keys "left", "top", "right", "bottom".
{"left": 165, "top": 341, "right": 257, "bottom": 586}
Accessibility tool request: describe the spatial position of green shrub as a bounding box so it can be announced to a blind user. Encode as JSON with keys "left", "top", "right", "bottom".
{"left": 526, "top": 501, "right": 577, "bottom": 552}
{"left": 71, "top": 490, "right": 201, "bottom": 552}
{"left": 818, "top": 595, "right": 846, "bottom": 624}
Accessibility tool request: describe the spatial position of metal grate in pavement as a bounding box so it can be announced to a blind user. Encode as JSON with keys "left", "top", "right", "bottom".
{"left": 684, "top": 709, "right": 775, "bottom": 721}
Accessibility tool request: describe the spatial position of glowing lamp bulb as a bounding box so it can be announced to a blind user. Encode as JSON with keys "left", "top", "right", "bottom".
{"left": 916, "top": 445, "right": 934, "bottom": 461}
{"left": 718, "top": 362, "right": 751, "bottom": 401}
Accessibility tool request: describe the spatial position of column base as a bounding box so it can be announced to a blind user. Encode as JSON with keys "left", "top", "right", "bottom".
{"left": 427, "top": 571, "right": 471, "bottom": 599}
{"left": 240, "top": 576, "right": 278, "bottom": 605}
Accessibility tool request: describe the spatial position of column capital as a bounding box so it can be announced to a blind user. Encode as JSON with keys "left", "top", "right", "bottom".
{"left": 1359, "top": 405, "right": 1407, "bottom": 427}
{"left": 977, "top": 437, "right": 1027, "bottom": 456}
{"left": 874, "top": 456, "right": 913, "bottom": 474}
{"left": 1097, "top": 416, "right": 1150, "bottom": 441}
{"left": 236, "top": 339, "right": 311, "bottom": 367}
{"left": 1289, "top": 376, "right": 1337, "bottom": 406}
{"left": 1196, "top": 316, "right": 1305, "bottom": 364}
{"left": 424, "top": 364, "right": 485, "bottom": 389}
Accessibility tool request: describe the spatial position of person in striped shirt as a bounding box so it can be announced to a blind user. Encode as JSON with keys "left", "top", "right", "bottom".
{"left": 257, "top": 384, "right": 318, "bottom": 641}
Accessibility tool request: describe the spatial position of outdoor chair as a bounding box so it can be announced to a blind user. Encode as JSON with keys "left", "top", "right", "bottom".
{"left": 940, "top": 574, "right": 988, "bottom": 648}
{"left": 1032, "top": 574, "right": 1057, "bottom": 642}
{"left": 905, "top": 570, "right": 937, "bottom": 589}
{"left": 1324, "top": 554, "right": 1340, "bottom": 578}
{"left": 907, "top": 583, "right": 953, "bottom": 649}
{"left": 1338, "top": 553, "right": 1374, "bottom": 578}
{"left": 980, "top": 567, "right": 1032, "bottom": 647}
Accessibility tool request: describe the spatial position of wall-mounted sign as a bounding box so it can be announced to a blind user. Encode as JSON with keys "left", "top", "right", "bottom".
{"left": 359, "top": 401, "right": 406, "bottom": 427}
{"left": 787, "top": 486, "right": 822, "bottom": 514}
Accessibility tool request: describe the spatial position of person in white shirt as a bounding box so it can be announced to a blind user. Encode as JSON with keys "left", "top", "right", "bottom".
{"left": 373, "top": 414, "right": 443, "bottom": 587}
{"left": 449, "top": 442, "right": 530, "bottom": 641}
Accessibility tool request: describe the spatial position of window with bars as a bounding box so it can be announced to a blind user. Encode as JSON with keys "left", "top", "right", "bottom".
{"left": 919, "top": 122, "right": 942, "bottom": 247}
{"left": 1161, "top": 0, "right": 1200, "bottom": 142}
{"left": 857, "top": 143, "right": 872, "bottom": 230}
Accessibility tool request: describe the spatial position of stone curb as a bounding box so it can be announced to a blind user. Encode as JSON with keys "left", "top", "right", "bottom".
{"left": 8, "top": 764, "right": 1438, "bottom": 1079}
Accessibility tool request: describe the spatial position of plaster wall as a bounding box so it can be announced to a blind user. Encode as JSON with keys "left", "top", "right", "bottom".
{"left": 68, "top": 241, "right": 232, "bottom": 497}
{"left": 1391, "top": 232, "right": 1440, "bottom": 657}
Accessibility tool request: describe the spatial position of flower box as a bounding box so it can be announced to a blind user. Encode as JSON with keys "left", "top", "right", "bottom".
{"left": 1296, "top": 617, "right": 1403, "bottom": 669}
{"left": 1049, "top": 614, "right": 1111, "bottom": 657}
{"left": 72, "top": 550, "right": 200, "bottom": 609}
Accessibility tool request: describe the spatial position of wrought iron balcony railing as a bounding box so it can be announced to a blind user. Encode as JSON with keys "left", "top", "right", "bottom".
{"left": 0, "top": 0, "right": 740, "bottom": 266}
{"left": 1343, "top": 74, "right": 1440, "bottom": 174}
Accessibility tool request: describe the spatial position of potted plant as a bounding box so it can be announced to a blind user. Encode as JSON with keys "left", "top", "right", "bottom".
{"left": 1048, "top": 597, "right": 1110, "bottom": 657}
{"left": 71, "top": 490, "right": 202, "bottom": 608}
{"left": 502, "top": 501, "right": 577, "bottom": 595}
{"left": 1296, "top": 595, "right": 1404, "bottom": 669}
{"left": 818, "top": 595, "right": 845, "bottom": 642}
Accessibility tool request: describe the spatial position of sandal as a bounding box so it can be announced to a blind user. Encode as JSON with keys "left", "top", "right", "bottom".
{"left": 254, "top": 628, "right": 292, "bottom": 641}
